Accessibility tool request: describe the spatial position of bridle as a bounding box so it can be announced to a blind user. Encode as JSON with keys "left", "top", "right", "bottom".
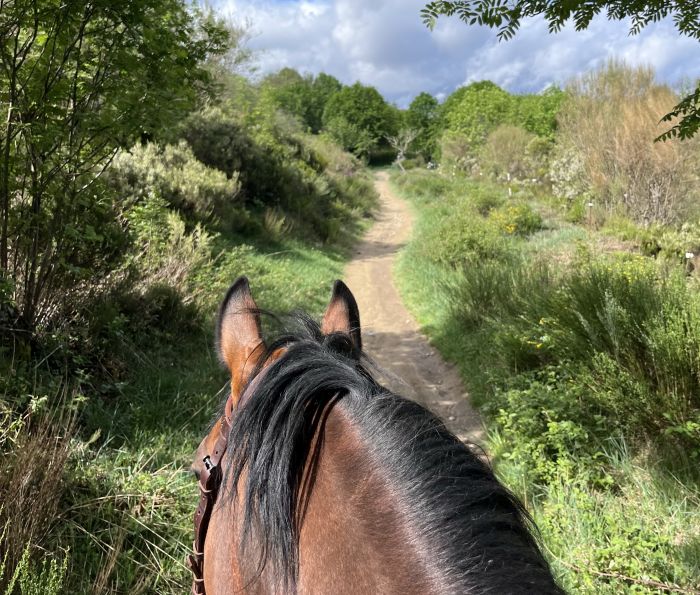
{"left": 187, "top": 392, "right": 234, "bottom": 595}
{"left": 187, "top": 368, "right": 269, "bottom": 595}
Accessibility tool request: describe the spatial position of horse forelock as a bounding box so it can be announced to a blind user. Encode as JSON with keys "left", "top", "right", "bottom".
{"left": 219, "top": 312, "right": 562, "bottom": 594}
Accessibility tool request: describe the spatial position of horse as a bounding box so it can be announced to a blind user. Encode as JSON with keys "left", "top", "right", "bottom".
{"left": 189, "top": 277, "right": 563, "bottom": 594}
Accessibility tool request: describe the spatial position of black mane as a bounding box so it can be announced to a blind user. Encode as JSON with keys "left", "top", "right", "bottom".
{"left": 223, "top": 313, "right": 562, "bottom": 593}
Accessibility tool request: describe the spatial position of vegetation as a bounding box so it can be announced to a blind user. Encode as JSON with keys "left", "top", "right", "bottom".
{"left": 2, "top": 0, "right": 699, "bottom": 591}
{"left": 391, "top": 63, "right": 700, "bottom": 593}
{"left": 0, "top": 5, "right": 377, "bottom": 592}
{"left": 420, "top": 0, "right": 700, "bottom": 140}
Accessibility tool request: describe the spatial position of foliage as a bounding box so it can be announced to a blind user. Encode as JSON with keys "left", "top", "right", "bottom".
{"left": 480, "top": 125, "right": 538, "bottom": 181}
{"left": 489, "top": 202, "right": 542, "bottom": 235}
{"left": 322, "top": 83, "right": 398, "bottom": 156}
{"left": 441, "top": 81, "right": 515, "bottom": 145}
{"left": 110, "top": 142, "right": 242, "bottom": 225}
{"left": 420, "top": 0, "right": 700, "bottom": 141}
{"left": 557, "top": 62, "right": 700, "bottom": 225}
{"left": 0, "top": 0, "right": 229, "bottom": 334}
{"left": 406, "top": 92, "right": 441, "bottom": 159}
{"left": 393, "top": 168, "right": 700, "bottom": 593}
{"left": 0, "top": 398, "right": 73, "bottom": 593}
{"left": 0, "top": 545, "right": 68, "bottom": 595}
{"left": 263, "top": 70, "right": 343, "bottom": 133}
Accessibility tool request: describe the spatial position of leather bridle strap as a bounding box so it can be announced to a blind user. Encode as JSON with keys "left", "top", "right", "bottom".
{"left": 187, "top": 394, "right": 233, "bottom": 595}
{"left": 187, "top": 369, "right": 269, "bottom": 595}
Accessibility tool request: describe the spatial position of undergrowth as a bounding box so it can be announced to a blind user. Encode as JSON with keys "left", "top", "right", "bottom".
{"left": 1, "top": 130, "right": 375, "bottom": 591}
{"left": 392, "top": 168, "right": 700, "bottom": 593}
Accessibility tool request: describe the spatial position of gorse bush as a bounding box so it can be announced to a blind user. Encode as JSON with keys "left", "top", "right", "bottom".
{"left": 489, "top": 203, "right": 542, "bottom": 236}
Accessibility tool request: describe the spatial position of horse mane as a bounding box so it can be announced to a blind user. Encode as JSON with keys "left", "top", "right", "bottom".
{"left": 222, "top": 313, "right": 561, "bottom": 593}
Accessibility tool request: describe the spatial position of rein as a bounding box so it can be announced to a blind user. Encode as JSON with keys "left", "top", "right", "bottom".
{"left": 187, "top": 369, "right": 268, "bottom": 595}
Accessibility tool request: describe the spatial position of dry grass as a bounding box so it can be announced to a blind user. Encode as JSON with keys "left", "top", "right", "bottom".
{"left": 559, "top": 61, "right": 700, "bottom": 225}
{"left": 0, "top": 398, "right": 75, "bottom": 589}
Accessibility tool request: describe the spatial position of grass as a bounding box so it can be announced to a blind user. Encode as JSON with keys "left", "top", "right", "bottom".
{"left": 391, "top": 168, "right": 700, "bottom": 593}
{"left": 61, "top": 234, "right": 352, "bottom": 593}
{"left": 1, "top": 211, "right": 370, "bottom": 593}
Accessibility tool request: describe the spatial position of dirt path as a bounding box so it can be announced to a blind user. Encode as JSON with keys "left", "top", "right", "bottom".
{"left": 344, "top": 171, "right": 484, "bottom": 446}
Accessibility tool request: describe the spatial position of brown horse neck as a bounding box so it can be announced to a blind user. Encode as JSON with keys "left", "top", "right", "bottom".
{"left": 296, "top": 403, "right": 444, "bottom": 595}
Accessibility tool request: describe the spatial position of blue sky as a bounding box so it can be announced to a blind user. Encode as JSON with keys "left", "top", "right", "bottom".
{"left": 215, "top": 0, "right": 700, "bottom": 107}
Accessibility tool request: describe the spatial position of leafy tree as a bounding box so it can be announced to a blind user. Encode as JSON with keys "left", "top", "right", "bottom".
{"left": 406, "top": 92, "right": 441, "bottom": 159}
{"left": 0, "top": 0, "right": 228, "bottom": 332}
{"left": 263, "top": 70, "right": 343, "bottom": 133}
{"left": 420, "top": 0, "right": 700, "bottom": 140}
{"left": 322, "top": 83, "right": 397, "bottom": 155}
{"left": 308, "top": 73, "right": 343, "bottom": 133}
{"left": 513, "top": 87, "right": 566, "bottom": 140}
{"left": 441, "top": 81, "right": 514, "bottom": 144}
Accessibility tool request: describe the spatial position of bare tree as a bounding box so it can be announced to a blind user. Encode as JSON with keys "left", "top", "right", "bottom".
{"left": 386, "top": 129, "right": 419, "bottom": 172}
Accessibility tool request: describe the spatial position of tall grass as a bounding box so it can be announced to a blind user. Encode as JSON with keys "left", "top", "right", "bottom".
{"left": 392, "top": 169, "right": 700, "bottom": 593}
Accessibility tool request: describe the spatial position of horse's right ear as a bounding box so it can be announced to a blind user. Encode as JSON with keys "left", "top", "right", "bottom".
{"left": 217, "top": 277, "right": 265, "bottom": 402}
{"left": 321, "top": 280, "right": 362, "bottom": 351}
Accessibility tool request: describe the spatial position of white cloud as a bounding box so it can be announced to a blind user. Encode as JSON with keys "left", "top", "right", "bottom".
{"left": 215, "top": 0, "right": 700, "bottom": 106}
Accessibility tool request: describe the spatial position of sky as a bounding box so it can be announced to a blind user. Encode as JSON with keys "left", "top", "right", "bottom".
{"left": 214, "top": 0, "right": 700, "bottom": 107}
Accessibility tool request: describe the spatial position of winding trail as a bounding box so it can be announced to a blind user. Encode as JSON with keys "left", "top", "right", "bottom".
{"left": 344, "top": 171, "right": 484, "bottom": 446}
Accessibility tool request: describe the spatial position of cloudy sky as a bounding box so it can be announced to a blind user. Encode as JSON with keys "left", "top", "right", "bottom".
{"left": 215, "top": 0, "right": 700, "bottom": 106}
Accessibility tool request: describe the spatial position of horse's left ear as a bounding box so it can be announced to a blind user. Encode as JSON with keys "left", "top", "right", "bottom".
{"left": 217, "top": 277, "right": 266, "bottom": 402}
{"left": 321, "top": 280, "right": 362, "bottom": 351}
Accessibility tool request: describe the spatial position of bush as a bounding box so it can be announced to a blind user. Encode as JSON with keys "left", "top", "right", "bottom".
{"left": 470, "top": 184, "right": 506, "bottom": 215}
{"left": 557, "top": 61, "right": 700, "bottom": 225}
{"left": 489, "top": 202, "right": 543, "bottom": 236}
{"left": 109, "top": 141, "right": 243, "bottom": 226}
{"left": 427, "top": 210, "right": 514, "bottom": 267}
{"left": 480, "top": 125, "right": 538, "bottom": 181}
{"left": 123, "top": 194, "right": 215, "bottom": 303}
{"left": 392, "top": 169, "right": 455, "bottom": 203}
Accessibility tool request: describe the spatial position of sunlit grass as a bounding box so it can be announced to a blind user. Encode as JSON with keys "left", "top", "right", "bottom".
{"left": 392, "top": 169, "right": 700, "bottom": 594}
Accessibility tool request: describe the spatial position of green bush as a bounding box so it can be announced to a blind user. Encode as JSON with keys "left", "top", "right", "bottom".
{"left": 426, "top": 210, "right": 514, "bottom": 267}
{"left": 109, "top": 141, "right": 243, "bottom": 226}
{"left": 489, "top": 202, "right": 543, "bottom": 235}
{"left": 392, "top": 169, "right": 455, "bottom": 203}
{"left": 468, "top": 184, "right": 506, "bottom": 215}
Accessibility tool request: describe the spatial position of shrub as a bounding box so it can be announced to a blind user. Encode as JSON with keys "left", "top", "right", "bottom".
{"left": 0, "top": 400, "right": 73, "bottom": 591}
{"left": 438, "top": 131, "right": 478, "bottom": 175}
{"left": 557, "top": 61, "right": 700, "bottom": 225}
{"left": 468, "top": 184, "right": 507, "bottom": 215}
{"left": 480, "top": 125, "right": 537, "bottom": 181}
{"left": 392, "top": 169, "right": 455, "bottom": 203}
{"left": 426, "top": 210, "right": 514, "bottom": 267}
{"left": 489, "top": 202, "right": 543, "bottom": 236}
{"left": 122, "top": 194, "right": 215, "bottom": 303}
{"left": 109, "top": 141, "right": 243, "bottom": 226}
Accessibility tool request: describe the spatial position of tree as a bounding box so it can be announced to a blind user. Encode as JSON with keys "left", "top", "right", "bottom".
{"left": 441, "top": 81, "right": 514, "bottom": 144}
{"left": 307, "top": 73, "right": 343, "bottom": 133}
{"left": 420, "top": 0, "right": 700, "bottom": 140}
{"left": 387, "top": 129, "right": 419, "bottom": 172}
{"left": 322, "top": 83, "right": 397, "bottom": 155}
{"left": 263, "top": 70, "right": 343, "bottom": 133}
{"left": 406, "top": 92, "right": 441, "bottom": 159}
{"left": 0, "top": 0, "right": 228, "bottom": 332}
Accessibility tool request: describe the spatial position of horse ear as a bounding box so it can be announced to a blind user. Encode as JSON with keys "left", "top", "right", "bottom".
{"left": 217, "top": 277, "right": 265, "bottom": 402}
{"left": 321, "top": 280, "right": 362, "bottom": 351}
